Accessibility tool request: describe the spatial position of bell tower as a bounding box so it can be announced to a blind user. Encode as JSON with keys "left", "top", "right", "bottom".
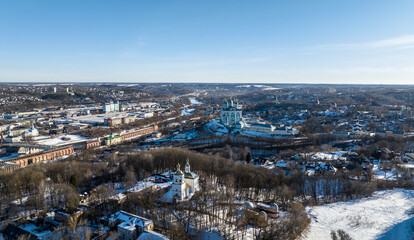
{"left": 171, "top": 163, "right": 185, "bottom": 200}
{"left": 185, "top": 159, "right": 190, "bottom": 173}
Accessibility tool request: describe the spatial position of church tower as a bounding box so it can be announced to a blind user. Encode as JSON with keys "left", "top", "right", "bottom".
{"left": 185, "top": 159, "right": 190, "bottom": 173}
{"left": 171, "top": 163, "right": 185, "bottom": 201}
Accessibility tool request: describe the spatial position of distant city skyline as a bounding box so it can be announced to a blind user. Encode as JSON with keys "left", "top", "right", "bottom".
{"left": 1, "top": 0, "right": 414, "bottom": 84}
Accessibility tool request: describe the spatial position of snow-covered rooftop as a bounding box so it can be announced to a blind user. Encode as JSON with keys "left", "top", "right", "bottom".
{"left": 137, "top": 230, "right": 170, "bottom": 240}
{"left": 34, "top": 134, "right": 87, "bottom": 146}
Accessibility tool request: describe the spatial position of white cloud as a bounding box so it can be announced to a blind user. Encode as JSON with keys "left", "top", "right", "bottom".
{"left": 370, "top": 35, "right": 414, "bottom": 48}
{"left": 313, "top": 34, "right": 414, "bottom": 50}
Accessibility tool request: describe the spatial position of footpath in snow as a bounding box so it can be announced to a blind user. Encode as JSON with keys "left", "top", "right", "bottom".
{"left": 303, "top": 189, "right": 414, "bottom": 240}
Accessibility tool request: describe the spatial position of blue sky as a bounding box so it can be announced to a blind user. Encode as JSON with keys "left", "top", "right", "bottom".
{"left": 1, "top": 0, "right": 414, "bottom": 84}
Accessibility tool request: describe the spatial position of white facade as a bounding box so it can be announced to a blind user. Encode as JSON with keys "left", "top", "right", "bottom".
{"left": 171, "top": 164, "right": 186, "bottom": 201}
{"left": 272, "top": 126, "right": 300, "bottom": 136}
{"left": 22, "top": 124, "right": 39, "bottom": 137}
{"left": 236, "top": 118, "right": 300, "bottom": 136}
{"left": 171, "top": 160, "right": 199, "bottom": 202}
{"left": 221, "top": 98, "right": 242, "bottom": 127}
{"left": 103, "top": 103, "right": 113, "bottom": 113}
{"left": 103, "top": 101, "right": 120, "bottom": 113}
{"left": 5, "top": 130, "right": 22, "bottom": 143}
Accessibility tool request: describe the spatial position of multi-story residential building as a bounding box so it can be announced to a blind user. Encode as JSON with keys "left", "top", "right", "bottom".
{"left": 103, "top": 101, "right": 120, "bottom": 113}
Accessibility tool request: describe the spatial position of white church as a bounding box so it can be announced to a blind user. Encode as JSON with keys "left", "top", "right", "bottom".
{"left": 170, "top": 160, "right": 200, "bottom": 202}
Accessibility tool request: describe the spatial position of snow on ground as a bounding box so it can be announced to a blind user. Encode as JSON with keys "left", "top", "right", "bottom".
{"left": 238, "top": 129, "right": 292, "bottom": 138}
{"left": 239, "top": 130, "right": 289, "bottom": 138}
{"left": 172, "top": 130, "right": 197, "bottom": 140}
{"left": 303, "top": 189, "right": 414, "bottom": 240}
{"left": 235, "top": 85, "right": 280, "bottom": 91}
{"left": 189, "top": 98, "right": 203, "bottom": 105}
{"left": 160, "top": 190, "right": 173, "bottom": 202}
{"left": 144, "top": 137, "right": 162, "bottom": 142}
{"left": 109, "top": 192, "right": 126, "bottom": 201}
{"left": 204, "top": 119, "right": 228, "bottom": 135}
{"left": 240, "top": 130, "right": 274, "bottom": 138}
{"left": 161, "top": 190, "right": 195, "bottom": 203}
{"left": 181, "top": 108, "right": 195, "bottom": 116}
{"left": 111, "top": 180, "right": 172, "bottom": 202}
{"left": 401, "top": 163, "right": 414, "bottom": 169}
{"left": 156, "top": 182, "right": 173, "bottom": 189}
{"left": 117, "top": 180, "right": 172, "bottom": 194}
{"left": 310, "top": 151, "right": 347, "bottom": 161}
{"left": 19, "top": 223, "right": 52, "bottom": 238}
{"left": 126, "top": 181, "right": 155, "bottom": 193}
{"left": 70, "top": 112, "right": 130, "bottom": 124}
{"left": 0, "top": 152, "right": 21, "bottom": 161}
{"left": 373, "top": 161, "right": 397, "bottom": 180}
{"left": 263, "top": 87, "right": 281, "bottom": 90}
{"left": 34, "top": 134, "right": 87, "bottom": 146}
{"left": 12, "top": 196, "right": 29, "bottom": 205}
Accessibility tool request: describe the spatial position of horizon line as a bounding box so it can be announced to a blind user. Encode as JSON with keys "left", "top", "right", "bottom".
{"left": 0, "top": 81, "right": 414, "bottom": 87}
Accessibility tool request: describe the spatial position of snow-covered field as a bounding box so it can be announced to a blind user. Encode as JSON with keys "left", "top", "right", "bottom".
{"left": 235, "top": 84, "right": 280, "bottom": 91}
{"left": 189, "top": 98, "right": 203, "bottom": 105}
{"left": 34, "top": 134, "right": 87, "bottom": 146}
{"left": 182, "top": 108, "right": 195, "bottom": 116}
{"left": 263, "top": 87, "right": 280, "bottom": 90}
{"left": 303, "top": 189, "right": 414, "bottom": 240}
{"left": 401, "top": 163, "right": 414, "bottom": 169}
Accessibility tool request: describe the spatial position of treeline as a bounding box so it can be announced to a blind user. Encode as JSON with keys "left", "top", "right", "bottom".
{"left": 124, "top": 148, "right": 414, "bottom": 205}
{"left": 0, "top": 158, "right": 117, "bottom": 219}
{"left": 124, "top": 148, "right": 291, "bottom": 198}
{"left": 355, "top": 135, "right": 409, "bottom": 158}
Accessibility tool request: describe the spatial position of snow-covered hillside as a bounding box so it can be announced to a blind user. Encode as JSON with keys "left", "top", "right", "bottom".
{"left": 303, "top": 189, "right": 414, "bottom": 240}
{"left": 181, "top": 108, "right": 195, "bottom": 116}
{"left": 189, "top": 98, "right": 203, "bottom": 105}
